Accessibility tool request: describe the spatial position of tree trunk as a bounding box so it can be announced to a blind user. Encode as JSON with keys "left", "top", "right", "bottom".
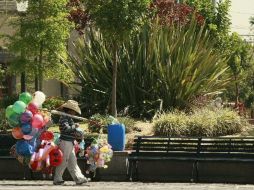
{"left": 35, "top": 74, "right": 39, "bottom": 91}
{"left": 20, "top": 72, "right": 26, "bottom": 92}
{"left": 111, "top": 44, "right": 117, "bottom": 117}
{"left": 20, "top": 16, "right": 26, "bottom": 93}
{"left": 38, "top": 42, "right": 43, "bottom": 91}
{"left": 235, "top": 75, "right": 239, "bottom": 106}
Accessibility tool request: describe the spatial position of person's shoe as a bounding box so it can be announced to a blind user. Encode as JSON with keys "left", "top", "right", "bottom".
{"left": 76, "top": 178, "right": 88, "bottom": 185}
{"left": 53, "top": 180, "right": 65, "bottom": 185}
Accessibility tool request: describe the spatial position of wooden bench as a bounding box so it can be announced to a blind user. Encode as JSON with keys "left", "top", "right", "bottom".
{"left": 127, "top": 136, "right": 254, "bottom": 182}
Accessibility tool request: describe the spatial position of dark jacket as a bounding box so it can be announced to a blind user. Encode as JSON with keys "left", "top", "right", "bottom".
{"left": 59, "top": 115, "right": 76, "bottom": 142}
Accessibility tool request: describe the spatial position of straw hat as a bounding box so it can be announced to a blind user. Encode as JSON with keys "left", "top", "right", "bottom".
{"left": 61, "top": 100, "right": 81, "bottom": 115}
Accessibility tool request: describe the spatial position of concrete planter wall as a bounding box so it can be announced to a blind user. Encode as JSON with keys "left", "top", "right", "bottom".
{"left": 0, "top": 151, "right": 129, "bottom": 181}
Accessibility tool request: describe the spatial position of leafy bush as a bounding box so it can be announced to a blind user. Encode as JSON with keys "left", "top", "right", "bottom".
{"left": 153, "top": 111, "right": 188, "bottom": 136}
{"left": 117, "top": 117, "right": 135, "bottom": 133}
{"left": 153, "top": 108, "right": 247, "bottom": 137}
{"left": 43, "top": 96, "right": 65, "bottom": 110}
{"left": 88, "top": 114, "right": 112, "bottom": 133}
{"left": 43, "top": 97, "right": 65, "bottom": 124}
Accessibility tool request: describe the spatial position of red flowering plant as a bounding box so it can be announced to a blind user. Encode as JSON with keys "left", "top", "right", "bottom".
{"left": 66, "top": 0, "right": 90, "bottom": 35}
{"left": 150, "top": 0, "right": 204, "bottom": 27}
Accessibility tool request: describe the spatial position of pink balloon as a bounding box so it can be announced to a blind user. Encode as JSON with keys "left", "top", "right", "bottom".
{"left": 31, "top": 114, "right": 44, "bottom": 129}
{"left": 27, "top": 102, "right": 39, "bottom": 114}
{"left": 23, "top": 135, "right": 33, "bottom": 140}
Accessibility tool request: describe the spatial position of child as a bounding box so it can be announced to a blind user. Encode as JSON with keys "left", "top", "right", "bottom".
{"left": 53, "top": 100, "right": 88, "bottom": 185}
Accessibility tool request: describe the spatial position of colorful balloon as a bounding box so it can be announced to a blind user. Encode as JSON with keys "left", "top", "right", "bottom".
{"left": 33, "top": 91, "right": 46, "bottom": 106}
{"left": 21, "top": 123, "right": 32, "bottom": 135}
{"left": 8, "top": 113, "right": 21, "bottom": 127}
{"left": 40, "top": 131, "right": 54, "bottom": 141}
{"left": 23, "top": 135, "right": 34, "bottom": 140}
{"left": 27, "top": 102, "right": 39, "bottom": 114}
{"left": 27, "top": 127, "right": 38, "bottom": 137}
{"left": 16, "top": 140, "right": 34, "bottom": 156}
{"left": 20, "top": 110, "right": 33, "bottom": 124}
{"left": 12, "top": 127, "right": 23, "bottom": 139}
{"left": 49, "top": 148, "right": 63, "bottom": 167}
{"left": 19, "top": 92, "right": 32, "bottom": 104}
{"left": 5, "top": 105, "right": 15, "bottom": 119}
{"left": 31, "top": 114, "right": 44, "bottom": 128}
{"left": 13, "top": 101, "right": 26, "bottom": 114}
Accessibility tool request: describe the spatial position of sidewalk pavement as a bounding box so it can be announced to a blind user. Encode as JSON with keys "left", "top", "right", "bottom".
{"left": 0, "top": 181, "right": 254, "bottom": 190}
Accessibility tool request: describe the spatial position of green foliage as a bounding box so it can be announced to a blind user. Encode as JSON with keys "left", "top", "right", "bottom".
{"left": 6, "top": 0, "right": 74, "bottom": 87}
{"left": 117, "top": 117, "right": 135, "bottom": 133}
{"left": 185, "top": 0, "right": 231, "bottom": 53}
{"left": 88, "top": 114, "right": 112, "bottom": 133}
{"left": 84, "top": 0, "right": 151, "bottom": 42}
{"left": 153, "top": 108, "right": 248, "bottom": 137}
{"left": 43, "top": 96, "right": 65, "bottom": 110}
{"left": 68, "top": 20, "right": 230, "bottom": 118}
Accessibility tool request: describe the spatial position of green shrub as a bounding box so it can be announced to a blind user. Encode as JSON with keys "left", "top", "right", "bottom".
{"left": 153, "top": 111, "right": 188, "bottom": 136}
{"left": 117, "top": 117, "right": 135, "bottom": 133}
{"left": 153, "top": 108, "right": 247, "bottom": 137}
{"left": 88, "top": 114, "right": 111, "bottom": 133}
{"left": 43, "top": 96, "right": 65, "bottom": 110}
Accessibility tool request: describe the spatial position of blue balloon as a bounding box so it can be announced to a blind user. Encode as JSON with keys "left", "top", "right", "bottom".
{"left": 21, "top": 123, "right": 32, "bottom": 135}
{"left": 16, "top": 140, "right": 35, "bottom": 156}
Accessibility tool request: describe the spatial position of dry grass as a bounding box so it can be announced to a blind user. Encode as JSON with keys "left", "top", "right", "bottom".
{"left": 125, "top": 121, "right": 154, "bottom": 149}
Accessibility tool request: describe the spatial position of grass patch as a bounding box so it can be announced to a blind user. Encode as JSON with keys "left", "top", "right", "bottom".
{"left": 153, "top": 108, "right": 249, "bottom": 137}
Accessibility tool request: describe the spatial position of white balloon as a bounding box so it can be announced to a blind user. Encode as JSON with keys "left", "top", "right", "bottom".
{"left": 33, "top": 91, "right": 46, "bottom": 106}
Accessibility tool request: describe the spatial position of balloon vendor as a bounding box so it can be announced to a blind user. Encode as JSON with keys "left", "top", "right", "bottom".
{"left": 53, "top": 100, "right": 88, "bottom": 185}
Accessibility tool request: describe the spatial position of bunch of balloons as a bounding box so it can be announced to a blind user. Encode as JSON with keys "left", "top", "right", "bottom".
{"left": 85, "top": 139, "right": 113, "bottom": 173}
{"left": 6, "top": 91, "right": 47, "bottom": 140}
{"left": 6, "top": 91, "right": 63, "bottom": 173}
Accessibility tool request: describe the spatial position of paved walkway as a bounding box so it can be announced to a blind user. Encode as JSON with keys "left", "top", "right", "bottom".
{"left": 0, "top": 181, "right": 254, "bottom": 190}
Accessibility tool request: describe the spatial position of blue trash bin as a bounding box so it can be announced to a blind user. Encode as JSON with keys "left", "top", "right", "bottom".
{"left": 107, "top": 123, "right": 125, "bottom": 151}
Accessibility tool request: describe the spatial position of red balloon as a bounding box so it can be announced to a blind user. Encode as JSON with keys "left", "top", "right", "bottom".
{"left": 30, "top": 161, "right": 41, "bottom": 171}
{"left": 40, "top": 131, "right": 54, "bottom": 141}
{"left": 49, "top": 148, "right": 63, "bottom": 167}
{"left": 27, "top": 102, "right": 39, "bottom": 114}
{"left": 31, "top": 114, "right": 44, "bottom": 129}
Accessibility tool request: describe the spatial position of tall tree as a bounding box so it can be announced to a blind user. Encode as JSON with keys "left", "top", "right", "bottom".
{"left": 83, "top": 0, "right": 151, "bottom": 117}
{"left": 6, "top": 0, "right": 73, "bottom": 91}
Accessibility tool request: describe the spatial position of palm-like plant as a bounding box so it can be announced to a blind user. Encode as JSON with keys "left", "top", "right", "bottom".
{"left": 68, "top": 20, "right": 230, "bottom": 117}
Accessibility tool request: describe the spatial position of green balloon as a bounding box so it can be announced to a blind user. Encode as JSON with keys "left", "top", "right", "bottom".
{"left": 13, "top": 101, "right": 26, "bottom": 114}
{"left": 19, "top": 92, "right": 32, "bottom": 104}
{"left": 8, "top": 113, "right": 21, "bottom": 127}
{"left": 5, "top": 105, "right": 15, "bottom": 119}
